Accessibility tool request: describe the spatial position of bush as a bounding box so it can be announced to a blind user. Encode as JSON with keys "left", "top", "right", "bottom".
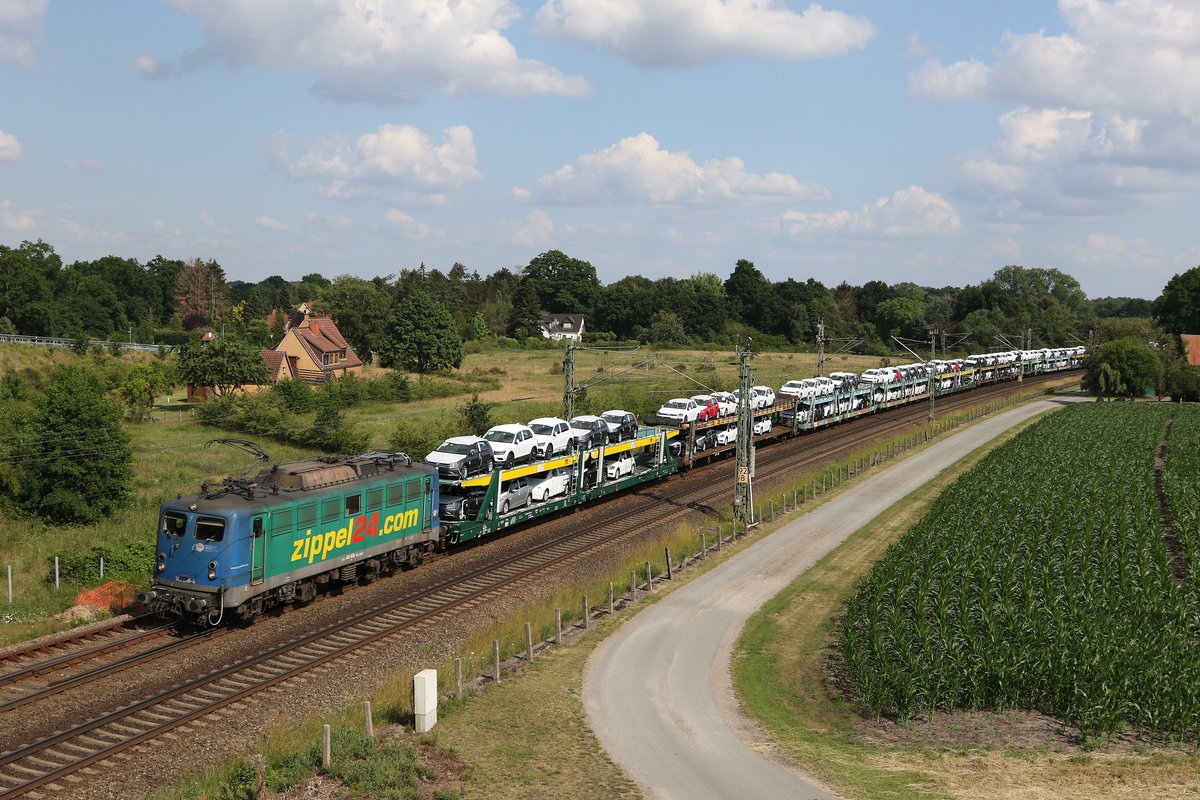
{"left": 300, "top": 400, "right": 370, "bottom": 454}
{"left": 270, "top": 378, "right": 315, "bottom": 413}
{"left": 195, "top": 393, "right": 293, "bottom": 439}
{"left": 52, "top": 540, "right": 156, "bottom": 585}
{"left": 457, "top": 393, "right": 493, "bottom": 437}
{"left": 388, "top": 419, "right": 454, "bottom": 459}
{"left": 366, "top": 372, "right": 413, "bottom": 402}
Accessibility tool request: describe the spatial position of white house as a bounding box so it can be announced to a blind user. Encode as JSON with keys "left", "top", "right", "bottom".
{"left": 540, "top": 313, "right": 585, "bottom": 343}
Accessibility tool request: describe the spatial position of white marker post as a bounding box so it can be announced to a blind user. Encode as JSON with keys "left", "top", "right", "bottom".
{"left": 414, "top": 669, "right": 438, "bottom": 734}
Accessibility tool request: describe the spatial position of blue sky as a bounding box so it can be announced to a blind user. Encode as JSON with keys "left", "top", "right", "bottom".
{"left": 1, "top": 1, "right": 1197, "bottom": 299}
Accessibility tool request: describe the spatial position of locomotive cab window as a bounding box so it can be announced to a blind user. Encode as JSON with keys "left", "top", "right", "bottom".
{"left": 252, "top": 517, "right": 264, "bottom": 538}
{"left": 194, "top": 517, "right": 226, "bottom": 542}
{"left": 162, "top": 512, "right": 187, "bottom": 537}
{"left": 345, "top": 494, "right": 361, "bottom": 516}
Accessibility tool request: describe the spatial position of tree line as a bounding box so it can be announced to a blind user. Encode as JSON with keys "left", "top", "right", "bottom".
{"left": 3, "top": 238, "right": 1200, "bottom": 371}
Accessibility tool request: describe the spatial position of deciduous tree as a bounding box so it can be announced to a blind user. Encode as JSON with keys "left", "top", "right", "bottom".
{"left": 14, "top": 366, "right": 132, "bottom": 524}
{"left": 1153, "top": 266, "right": 1200, "bottom": 335}
{"left": 1083, "top": 337, "right": 1164, "bottom": 399}
{"left": 379, "top": 290, "right": 463, "bottom": 373}
{"left": 174, "top": 337, "right": 268, "bottom": 395}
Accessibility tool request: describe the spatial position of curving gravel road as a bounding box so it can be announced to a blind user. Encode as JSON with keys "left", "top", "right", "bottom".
{"left": 584, "top": 393, "right": 1088, "bottom": 800}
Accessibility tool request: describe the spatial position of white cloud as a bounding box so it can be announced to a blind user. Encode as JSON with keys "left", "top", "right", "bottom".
{"left": 780, "top": 186, "right": 962, "bottom": 237}
{"left": 534, "top": 0, "right": 874, "bottom": 68}
{"left": 512, "top": 209, "right": 554, "bottom": 246}
{"left": 0, "top": 199, "right": 34, "bottom": 230}
{"left": 306, "top": 211, "right": 354, "bottom": 231}
{"left": 910, "top": 0, "right": 1200, "bottom": 217}
{"left": 255, "top": 215, "right": 289, "bottom": 231}
{"left": 384, "top": 209, "right": 433, "bottom": 240}
{"left": 64, "top": 159, "right": 106, "bottom": 172}
{"left": 0, "top": 128, "right": 24, "bottom": 162}
{"left": 519, "top": 132, "right": 830, "bottom": 206}
{"left": 0, "top": 0, "right": 46, "bottom": 67}
{"left": 161, "top": 0, "right": 588, "bottom": 104}
{"left": 196, "top": 211, "right": 232, "bottom": 235}
{"left": 56, "top": 217, "right": 132, "bottom": 245}
{"left": 281, "top": 123, "right": 482, "bottom": 202}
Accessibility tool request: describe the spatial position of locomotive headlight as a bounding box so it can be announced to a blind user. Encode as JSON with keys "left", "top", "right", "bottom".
{"left": 156, "top": 562, "right": 165, "bottom": 572}
{"left": 208, "top": 570, "right": 217, "bottom": 580}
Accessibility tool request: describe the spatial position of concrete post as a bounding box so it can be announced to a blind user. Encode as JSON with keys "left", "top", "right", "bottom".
{"left": 608, "top": 582, "right": 614, "bottom": 615}
{"left": 364, "top": 701, "right": 374, "bottom": 738}
{"left": 555, "top": 609, "right": 562, "bottom": 645}
{"left": 455, "top": 658, "right": 463, "bottom": 698}
{"left": 492, "top": 640, "right": 501, "bottom": 683}
{"left": 414, "top": 669, "right": 438, "bottom": 733}
{"left": 321, "top": 724, "right": 331, "bottom": 767}
{"left": 665, "top": 548, "right": 673, "bottom": 580}
{"left": 646, "top": 562, "right": 653, "bottom": 591}
{"left": 630, "top": 571, "right": 638, "bottom": 601}
{"left": 54, "top": 557, "right": 59, "bottom": 591}
{"left": 582, "top": 595, "right": 590, "bottom": 629}
{"left": 525, "top": 622, "right": 534, "bottom": 662}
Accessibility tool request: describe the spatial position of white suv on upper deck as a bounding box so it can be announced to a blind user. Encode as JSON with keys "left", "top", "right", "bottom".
{"left": 483, "top": 424, "right": 537, "bottom": 466}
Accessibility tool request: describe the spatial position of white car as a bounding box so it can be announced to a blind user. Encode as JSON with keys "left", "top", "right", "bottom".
{"left": 483, "top": 423, "right": 537, "bottom": 466}
{"left": 858, "top": 368, "right": 894, "bottom": 385}
{"left": 604, "top": 451, "right": 635, "bottom": 480}
{"left": 828, "top": 372, "right": 857, "bottom": 389}
{"left": 529, "top": 467, "right": 572, "bottom": 501}
{"left": 779, "top": 380, "right": 810, "bottom": 398}
{"left": 656, "top": 398, "right": 700, "bottom": 423}
{"left": 715, "top": 425, "right": 738, "bottom": 446}
{"left": 709, "top": 391, "right": 737, "bottom": 417}
{"left": 752, "top": 385, "right": 776, "bottom": 408}
{"left": 753, "top": 417, "right": 773, "bottom": 435}
{"left": 528, "top": 417, "right": 573, "bottom": 458}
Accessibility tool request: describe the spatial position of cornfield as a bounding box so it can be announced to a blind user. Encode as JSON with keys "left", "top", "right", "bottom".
{"left": 838, "top": 401, "right": 1200, "bottom": 739}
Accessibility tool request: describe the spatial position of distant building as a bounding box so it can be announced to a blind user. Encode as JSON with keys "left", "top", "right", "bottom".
{"left": 1181, "top": 334, "right": 1200, "bottom": 366}
{"left": 270, "top": 308, "right": 363, "bottom": 383}
{"left": 540, "top": 312, "right": 585, "bottom": 343}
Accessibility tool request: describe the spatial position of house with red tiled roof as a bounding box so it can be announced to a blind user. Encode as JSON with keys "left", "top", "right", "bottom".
{"left": 271, "top": 308, "right": 363, "bottom": 384}
{"left": 1182, "top": 334, "right": 1200, "bottom": 367}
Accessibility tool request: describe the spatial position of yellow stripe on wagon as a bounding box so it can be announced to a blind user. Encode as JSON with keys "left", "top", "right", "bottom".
{"left": 457, "top": 430, "right": 677, "bottom": 489}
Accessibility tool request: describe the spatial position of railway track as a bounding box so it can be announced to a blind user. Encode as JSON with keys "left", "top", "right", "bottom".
{"left": 0, "top": 371, "right": 1078, "bottom": 798}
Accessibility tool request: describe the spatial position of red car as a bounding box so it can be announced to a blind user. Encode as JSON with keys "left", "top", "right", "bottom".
{"left": 690, "top": 395, "right": 720, "bottom": 421}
